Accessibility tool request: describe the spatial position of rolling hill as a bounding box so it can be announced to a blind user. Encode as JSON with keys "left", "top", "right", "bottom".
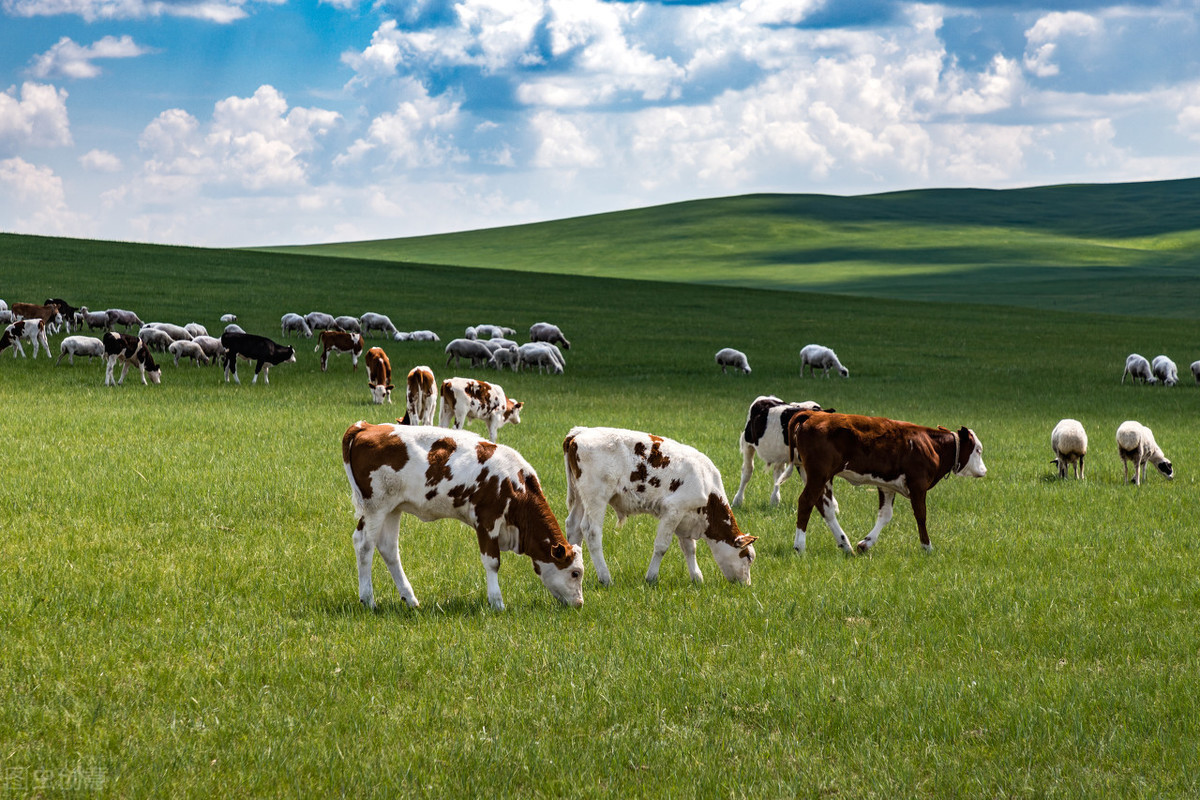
{"left": 260, "top": 177, "right": 1200, "bottom": 319}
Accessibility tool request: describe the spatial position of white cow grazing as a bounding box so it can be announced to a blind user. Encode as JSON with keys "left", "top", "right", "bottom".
{"left": 1151, "top": 355, "right": 1178, "bottom": 386}
{"left": 401, "top": 366, "right": 437, "bottom": 425}
{"left": 342, "top": 422, "right": 585, "bottom": 611}
{"left": 1116, "top": 420, "right": 1174, "bottom": 485}
{"left": 714, "top": 347, "right": 751, "bottom": 374}
{"left": 439, "top": 377, "right": 523, "bottom": 442}
{"left": 799, "top": 344, "right": 849, "bottom": 378}
{"left": 1121, "top": 353, "right": 1156, "bottom": 384}
{"left": 732, "top": 396, "right": 824, "bottom": 507}
{"left": 56, "top": 335, "right": 106, "bottom": 365}
{"left": 1050, "top": 418, "right": 1087, "bottom": 479}
{"left": 563, "top": 426, "right": 757, "bottom": 587}
{"left": 0, "top": 319, "right": 51, "bottom": 359}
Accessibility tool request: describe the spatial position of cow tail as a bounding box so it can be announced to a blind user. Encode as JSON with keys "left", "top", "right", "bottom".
{"left": 342, "top": 421, "right": 368, "bottom": 517}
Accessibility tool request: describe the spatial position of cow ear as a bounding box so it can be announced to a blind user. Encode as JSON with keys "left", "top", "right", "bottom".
{"left": 551, "top": 542, "right": 567, "bottom": 560}
{"left": 735, "top": 535, "right": 757, "bottom": 547}
{"left": 386, "top": 383, "right": 394, "bottom": 391}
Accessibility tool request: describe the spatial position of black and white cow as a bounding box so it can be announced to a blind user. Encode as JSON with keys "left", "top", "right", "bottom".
{"left": 221, "top": 331, "right": 296, "bottom": 384}
{"left": 102, "top": 331, "right": 161, "bottom": 386}
{"left": 732, "top": 395, "right": 825, "bottom": 507}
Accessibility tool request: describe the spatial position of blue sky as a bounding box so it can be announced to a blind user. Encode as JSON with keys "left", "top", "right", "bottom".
{"left": 3, "top": 0, "right": 1200, "bottom": 247}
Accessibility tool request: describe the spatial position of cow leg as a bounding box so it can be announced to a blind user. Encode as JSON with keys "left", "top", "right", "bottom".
{"left": 475, "top": 526, "right": 505, "bottom": 611}
{"left": 117, "top": 360, "right": 131, "bottom": 386}
{"left": 104, "top": 356, "right": 116, "bottom": 386}
{"left": 645, "top": 517, "right": 679, "bottom": 583}
{"left": 769, "top": 462, "right": 794, "bottom": 506}
{"left": 252, "top": 361, "right": 264, "bottom": 384}
{"left": 352, "top": 518, "right": 377, "bottom": 608}
{"left": 816, "top": 488, "right": 855, "bottom": 555}
{"left": 352, "top": 351, "right": 359, "bottom": 371}
{"left": 321, "top": 350, "right": 329, "bottom": 372}
{"left": 12, "top": 340, "right": 25, "bottom": 358}
{"left": 732, "top": 445, "right": 756, "bottom": 507}
{"left": 676, "top": 535, "right": 704, "bottom": 583}
{"left": 794, "top": 479, "right": 836, "bottom": 554}
{"left": 910, "top": 490, "right": 933, "bottom": 552}
{"left": 857, "top": 490, "right": 896, "bottom": 553}
{"left": 139, "top": 364, "right": 148, "bottom": 385}
{"left": 487, "top": 416, "right": 499, "bottom": 442}
{"left": 38, "top": 333, "right": 49, "bottom": 358}
{"left": 574, "top": 507, "right": 612, "bottom": 587}
{"left": 375, "top": 511, "right": 419, "bottom": 607}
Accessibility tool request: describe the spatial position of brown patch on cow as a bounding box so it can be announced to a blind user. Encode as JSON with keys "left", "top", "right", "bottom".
{"left": 342, "top": 422, "right": 409, "bottom": 500}
{"left": 646, "top": 436, "right": 671, "bottom": 469}
{"left": 476, "top": 440, "right": 497, "bottom": 464}
{"left": 425, "top": 437, "right": 456, "bottom": 487}
{"left": 439, "top": 380, "right": 457, "bottom": 419}
{"left": 409, "top": 367, "right": 434, "bottom": 394}
{"left": 669, "top": 479, "right": 684, "bottom": 492}
{"left": 506, "top": 474, "right": 574, "bottom": 568}
{"left": 701, "top": 492, "right": 744, "bottom": 545}
{"left": 563, "top": 435, "right": 583, "bottom": 480}
{"left": 465, "top": 379, "right": 492, "bottom": 407}
{"left": 503, "top": 399, "right": 523, "bottom": 421}
{"left": 649, "top": 477, "right": 661, "bottom": 488}
{"left": 630, "top": 462, "right": 648, "bottom": 483}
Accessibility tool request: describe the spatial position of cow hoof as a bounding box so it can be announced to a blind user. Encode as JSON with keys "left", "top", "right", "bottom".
{"left": 856, "top": 541, "right": 870, "bottom": 554}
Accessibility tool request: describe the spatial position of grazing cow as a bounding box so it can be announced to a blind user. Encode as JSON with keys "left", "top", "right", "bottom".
{"left": 732, "top": 396, "right": 825, "bottom": 507}
{"left": 103, "top": 331, "right": 161, "bottom": 386}
{"left": 399, "top": 366, "right": 437, "bottom": 425}
{"left": 12, "top": 302, "right": 63, "bottom": 332}
{"left": 221, "top": 331, "right": 296, "bottom": 384}
{"left": 787, "top": 411, "right": 986, "bottom": 555}
{"left": 563, "top": 426, "right": 757, "bottom": 586}
{"left": 439, "top": 377, "right": 523, "bottom": 442}
{"left": 365, "top": 347, "right": 394, "bottom": 405}
{"left": 56, "top": 335, "right": 106, "bottom": 365}
{"left": 0, "top": 319, "right": 51, "bottom": 358}
{"left": 44, "top": 298, "right": 78, "bottom": 332}
{"left": 316, "top": 330, "right": 363, "bottom": 372}
{"left": 342, "top": 421, "right": 585, "bottom": 610}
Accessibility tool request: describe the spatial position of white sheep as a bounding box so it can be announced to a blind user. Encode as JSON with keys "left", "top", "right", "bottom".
{"left": 529, "top": 322, "right": 571, "bottom": 350}
{"left": 360, "top": 312, "right": 401, "bottom": 339}
{"left": 192, "top": 335, "right": 224, "bottom": 363}
{"left": 335, "top": 315, "right": 361, "bottom": 333}
{"left": 1050, "top": 418, "right": 1087, "bottom": 479}
{"left": 444, "top": 338, "right": 493, "bottom": 367}
{"left": 137, "top": 326, "right": 174, "bottom": 352}
{"left": 1121, "top": 353, "right": 1156, "bottom": 384}
{"left": 1192, "top": 360, "right": 1200, "bottom": 384}
{"left": 799, "top": 344, "right": 849, "bottom": 378}
{"left": 169, "top": 339, "right": 211, "bottom": 367}
{"left": 143, "top": 322, "right": 192, "bottom": 341}
{"left": 223, "top": 323, "right": 246, "bottom": 336}
{"left": 1115, "top": 420, "right": 1174, "bottom": 485}
{"left": 220, "top": 313, "right": 238, "bottom": 323}
{"left": 518, "top": 342, "right": 565, "bottom": 374}
{"left": 407, "top": 330, "right": 440, "bottom": 342}
{"left": 281, "top": 313, "right": 313, "bottom": 338}
{"left": 184, "top": 322, "right": 209, "bottom": 338}
{"left": 489, "top": 347, "right": 520, "bottom": 371}
{"left": 714, "top": 347, "right": 751, "bottom": 374}
{"left": 475, "top": 324, "right": 516, "bottom": 339}
{"left": 1151, "top": 355, "right": 1178, "bottom": 386}
{"left": 55, "top": 335, "right": 106, "bottom": 365}
{"left": 305, "top": 311, "right": 336, "bottom": 331}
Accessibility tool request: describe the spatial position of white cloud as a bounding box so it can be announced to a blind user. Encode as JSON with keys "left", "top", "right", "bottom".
{"left": 28, "top": 35, "right": 152, "bottom": 79}
{"left": 0, "top": 157, "right": 90, "bottom": 235}
{"left": 530, "top": 111, "right": 601, "bottom": 169}
{"left": 0, "top": 82, "right": 72, "bottom": 150}
{"left": 1023, "top": 11, "right": 1102, "bottom": 78}
{"left": 80, "top": 149, "right": 123, "bottom": 172}
{"left": 1, "top": 0, "right": 266, "bottom": 22}
{"left": 337, "top": 79, "right": 463, "bottom": 168}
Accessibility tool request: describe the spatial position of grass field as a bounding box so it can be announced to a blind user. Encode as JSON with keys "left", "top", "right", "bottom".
{"left": 2, "top": 215, "right": 1199, "bottom": 798}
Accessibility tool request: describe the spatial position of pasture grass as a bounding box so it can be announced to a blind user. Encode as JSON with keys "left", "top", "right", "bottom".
{"left": 1, "top": 231, "right": 1199, "bottom": 797}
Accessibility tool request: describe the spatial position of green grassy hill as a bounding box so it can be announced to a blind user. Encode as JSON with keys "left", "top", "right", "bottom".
{"left": 261, "top": 178, "right": 1200, "bottom": 318}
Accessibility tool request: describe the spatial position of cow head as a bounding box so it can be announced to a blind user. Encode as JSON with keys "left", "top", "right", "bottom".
{"left": 370, "top": 382, "right": 394, "bottom": 405}
{"left": 955, "top": 427, "right": 987, "bottom": 478}
{"left": 701, "top": 494, "right": 757, "bottom": 584}
{"left": 141, "top": 348, "right": 162, "bottom": 384}
{"left": 504, "top": 399, "right": 523, "bottom": 426}
{"left": 534, "top": 542, "right": 585, "bottom": 608}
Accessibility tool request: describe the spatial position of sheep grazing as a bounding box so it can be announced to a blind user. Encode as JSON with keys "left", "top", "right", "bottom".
{"left": 280, "top": 313, "right": 313, "bottom": 338}
{"left": 305, "top": 311, "right": 336, "bottom": 331}
{"left": 714, "top": 347, "right": 751, "bottom": 375}
{"left": 184, "top": 322, "right": 208, "bottom": 339}
{"left": 444, "top": 337, "right": 493, "bottom": 368}
{"left": 529, "top": 322, "right": 571, "bottom": 350}
{"left": 169, "top": 339, "right": 211, "bottom": 367}
{"left": 1050, "top": 418, "right": 1087, "bottom": 479}
{"left": 474, "top": 324, "right": 516, "bottom": 339}
{"left": 799, "top": 344, "right": 849, "bottom": 378}
{"left": 1192, "top": 360, "right": 1200, "bottom": 384}
{"left": 191, "top": 335, "right": 224, "bottom": 363}
{"left": 1121, "top": 353, "right": 1156, "bottom": 384}
{"left": 137, "top": 326, "right": 174, "bottom": 353}
{"left": 143, "top": 322, "right": 192, "bottom": 341}
{"left": 56, "top": 335, "right": 106, "bottom": 366}
{"left": 223, "top": 323, "right": 246, "bottom": 336}
{"left": 220, "top": 313, "right": 238, "bottom": 323}
{"left": 1115, "top": 420, "right": 1173, "bottom": 485}
{"left": 360, "top": 312, "right": 401, "bottom": 340}
{"left": 335, "top": 315, "right": 361, "bottom": 333}
{"left": 517, "top": 342, "right": 565, "bottom": 374}
{"left": 78, "top": 307, "right": 110, "bottom": 331}
{"left": 1151, "top": 355, "right": 1178, "bottom": 387}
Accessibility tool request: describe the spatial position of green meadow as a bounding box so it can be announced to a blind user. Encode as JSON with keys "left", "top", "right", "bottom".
{"left": 2, "top": 181, "right": 1199, "bottom": 798}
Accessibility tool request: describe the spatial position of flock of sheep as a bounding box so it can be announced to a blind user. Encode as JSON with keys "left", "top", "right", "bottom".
{"left": 1120, "top": 352, "right": 1196, "bottom": 386}
{"left": 715, "top": 343, "right": 849, "bottom": 377}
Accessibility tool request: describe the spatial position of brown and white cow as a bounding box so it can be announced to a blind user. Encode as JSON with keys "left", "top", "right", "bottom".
{"left": 0, "top": 319, "right": 51, "bottom": 358}
{"left": 342, "top": 421, "right": 584, "bottom": 610}
{"left": 563, "top": 426, "right": 757, "bottom": 587}
{"left": 439, "top": 377, "right": 523, "bottom": 442}
{"left": 399, "top": 365, "right": 436, "bottom": 425}
{"left": 365, "top": 347, "right": 393, "bottom": 404}
{"left": 102, "top": 331, "right": 161, "bottom": 386}
{"left": 787, "top": 411, "right": 987, "bottom": 555}
{"left": 11, "top": 302, "right": 63, "bottom": 332}
{"left": 732, "top": 395, "right": 826, "bottom": 507}
{"left": 316, "top": 330, "right": 363, "bottom": 371}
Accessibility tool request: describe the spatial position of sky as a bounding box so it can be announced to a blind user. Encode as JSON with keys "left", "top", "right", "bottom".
{"left": 3, "top": 0, "right": 1200, "bottom": 248}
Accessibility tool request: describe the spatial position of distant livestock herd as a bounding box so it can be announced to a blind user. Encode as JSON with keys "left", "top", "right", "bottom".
{"left": 0, "top": 296, "right": 1183, "bottom": 611}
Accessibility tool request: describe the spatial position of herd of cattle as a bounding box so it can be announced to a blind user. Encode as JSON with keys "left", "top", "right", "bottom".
{"left": 0, "top": 296, "right": 1180, "bottom": 610}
